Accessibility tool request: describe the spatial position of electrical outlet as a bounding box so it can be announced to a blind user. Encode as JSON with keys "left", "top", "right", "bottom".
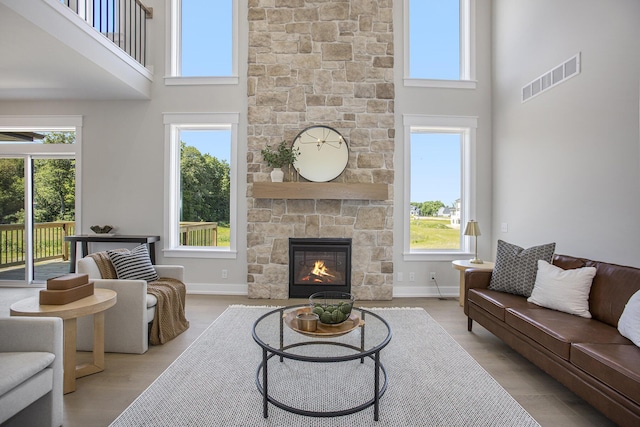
{"left": 501, "top": 222, "right": 509, "bottom": 233}
{"left": 222, "top": 269, "right": 228, "bottom": 279}
{"left": 430, "top": 272, "right": 436, "bottom": 281}
{"left": 409, "top": 272, "right": 415, "bottom": 282}
{"left": 397, "top": 272, "right": 403, "bottom": 282}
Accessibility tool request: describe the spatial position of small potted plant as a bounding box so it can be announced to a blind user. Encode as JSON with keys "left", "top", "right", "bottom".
{"left": 261, "top": 141, "right": 300, "bottom": 182}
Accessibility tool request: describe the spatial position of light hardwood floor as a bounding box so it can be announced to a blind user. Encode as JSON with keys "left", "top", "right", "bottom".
{"left": 1, "top": 290, "right": 615, "bottom": 427}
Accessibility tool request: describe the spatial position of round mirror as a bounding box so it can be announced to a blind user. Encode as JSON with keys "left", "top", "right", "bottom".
{"left": 292, "top": 126, "right": 349, "bottom": 182}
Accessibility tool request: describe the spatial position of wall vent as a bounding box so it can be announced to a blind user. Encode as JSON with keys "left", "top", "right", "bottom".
{"left": 522, "top": 53, "right": 581, "bottom": 102}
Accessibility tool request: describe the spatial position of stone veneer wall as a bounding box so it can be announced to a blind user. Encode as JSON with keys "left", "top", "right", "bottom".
{"left": 246, "top": 0, "right": 394, "bottom": 300}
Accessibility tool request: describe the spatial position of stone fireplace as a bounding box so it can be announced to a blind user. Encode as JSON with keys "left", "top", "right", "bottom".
{"left": 246, "top": 0, "right": 394, "bottom": 300}
{"left": 289, "top": 238, "right": 352, "bottom": 298}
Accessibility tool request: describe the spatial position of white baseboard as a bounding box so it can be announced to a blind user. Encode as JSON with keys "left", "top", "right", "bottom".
{"left": 184, "top": 283, "right": 460, "bottom": 299}
{"left": 392, "top": 285, "right": 459, "bottom": 299}
{"left": 186, "top": 282, "right": 248, "bottom": 295}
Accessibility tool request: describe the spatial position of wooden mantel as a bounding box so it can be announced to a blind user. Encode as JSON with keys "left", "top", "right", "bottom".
{"left": 252, "top": 182, "right": 389, "bottom": 200}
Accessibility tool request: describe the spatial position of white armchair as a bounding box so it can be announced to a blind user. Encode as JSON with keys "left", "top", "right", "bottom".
{"left": 0, "top": 317, "right": 63, "bottom": 427}
{"left": 76, "top": 257, "right": 184, "bottom": 354}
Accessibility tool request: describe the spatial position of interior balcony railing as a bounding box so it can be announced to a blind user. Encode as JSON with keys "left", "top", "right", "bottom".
{"left": 60, "top": 0, "right": 152, "bottom": 66}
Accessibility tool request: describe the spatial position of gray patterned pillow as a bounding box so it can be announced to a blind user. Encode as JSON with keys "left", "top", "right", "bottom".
{"left": 488, "top": 240, "right": 556, "bottom": 297}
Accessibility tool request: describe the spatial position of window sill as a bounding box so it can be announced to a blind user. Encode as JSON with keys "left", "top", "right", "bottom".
{"left": 163, "top": 248, "right": 237, "bottom": 259}
{"left": 404, "top": 78, "right": 477, "bottom": 89}
{"left": 164, "top": 76, "right": 239, "bottom": 86}
{"left": 403, "top": 251, "right": 473, "bottom": 262}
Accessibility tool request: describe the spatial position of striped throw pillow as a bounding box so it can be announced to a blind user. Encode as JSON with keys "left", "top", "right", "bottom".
{"left": 107, "top": 245, "right": 159, "bottom": 281}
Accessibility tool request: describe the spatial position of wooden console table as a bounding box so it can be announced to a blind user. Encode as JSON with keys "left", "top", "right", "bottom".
{"left": 64, "top": 235, "right": 160, "bottom": 273}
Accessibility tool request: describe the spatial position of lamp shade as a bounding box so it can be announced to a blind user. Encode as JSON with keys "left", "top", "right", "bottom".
{"left": 464, "top": 220, "right": 481, "bottom": 237}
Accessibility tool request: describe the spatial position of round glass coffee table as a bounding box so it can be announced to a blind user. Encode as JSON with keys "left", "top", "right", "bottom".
{"left": 252, "top": 304, "right": 392, "bottom": 420}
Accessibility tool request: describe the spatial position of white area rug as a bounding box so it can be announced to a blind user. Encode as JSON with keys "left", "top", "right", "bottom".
{"left": 111, "top": 306, "right": 539, "bottom": 426}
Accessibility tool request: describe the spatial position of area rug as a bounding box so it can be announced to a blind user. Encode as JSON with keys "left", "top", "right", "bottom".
{"left": 110, "top": 306, "right": 540, "bottom": 426}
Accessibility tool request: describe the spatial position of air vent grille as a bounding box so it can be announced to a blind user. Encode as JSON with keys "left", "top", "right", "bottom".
{"left": 522, "top": 53, "right": 581, "bottom": 102}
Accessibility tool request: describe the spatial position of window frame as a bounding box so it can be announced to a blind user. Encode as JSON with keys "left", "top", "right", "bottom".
{"left": 163, "top": 113, "right": 239, "bottom": 259}
{"left": 165, "top": 0, "right": 239, "bottom": 85}
{"left": 403, "top": 0, "right": 476, "bottom": 89}
{"left": 0, "top": 115, "right": 83, "bottom": 285}
{"left": 403, "top": 114, "right": 477, "bottom": 261}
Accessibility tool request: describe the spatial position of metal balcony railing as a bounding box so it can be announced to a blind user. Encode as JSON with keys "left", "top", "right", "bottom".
{"left": 60, "top": 0, "right": 152, "bottom": 66}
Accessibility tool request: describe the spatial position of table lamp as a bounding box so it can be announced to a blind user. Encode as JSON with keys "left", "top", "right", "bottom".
{"left": 464, "top": 220, "right": 483, "bottom": 264}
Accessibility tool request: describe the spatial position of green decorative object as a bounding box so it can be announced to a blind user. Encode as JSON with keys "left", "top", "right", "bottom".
{"left": 309, "top": 291, "right": 355, "bottom": 325}
{"left": 260, "top": 141, "right": 300, "bottom": 169}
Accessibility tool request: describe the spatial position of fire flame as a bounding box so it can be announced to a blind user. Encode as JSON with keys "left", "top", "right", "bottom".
{"left": 311, "top": 260, "right": 335, "bottom": 278}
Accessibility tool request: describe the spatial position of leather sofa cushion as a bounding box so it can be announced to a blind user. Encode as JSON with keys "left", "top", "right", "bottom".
{"left": 572, "top": 343, "right": 640, "bottom": 403}
{"left": 469, "top": 289, "right": 541, "bottom": 322}
{"left": 505, "top": 308, "right": 630, "bottom": 359}
{"left": 552, "top": 254, "right": 640, "bottom": 327}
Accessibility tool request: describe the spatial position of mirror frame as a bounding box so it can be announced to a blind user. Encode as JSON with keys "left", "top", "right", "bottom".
{"left": 292, "top": 125, "right": 349, "bottom": 182}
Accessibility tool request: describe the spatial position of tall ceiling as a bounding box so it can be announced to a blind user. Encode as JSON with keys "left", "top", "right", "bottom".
{"left": 0, "top": 0, "right": 152, "bottom": 101}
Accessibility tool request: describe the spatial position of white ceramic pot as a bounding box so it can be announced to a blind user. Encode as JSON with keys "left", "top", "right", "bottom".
{"left": 270, "top": 168, "right": 284, "bottom": 182}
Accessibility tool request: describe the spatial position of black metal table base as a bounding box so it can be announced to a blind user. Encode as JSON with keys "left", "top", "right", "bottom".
{"left": 255, "top": 344, "right": 388, "bottom": 420}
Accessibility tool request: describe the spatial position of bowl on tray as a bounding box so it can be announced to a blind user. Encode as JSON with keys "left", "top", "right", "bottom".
{"left": 309, "top": 291, "right": 355, "bottom": 325}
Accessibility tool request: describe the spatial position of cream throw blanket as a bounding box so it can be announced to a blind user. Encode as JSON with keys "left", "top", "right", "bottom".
{"left": 89, "top": 252, "right": 189, "bottom": 345}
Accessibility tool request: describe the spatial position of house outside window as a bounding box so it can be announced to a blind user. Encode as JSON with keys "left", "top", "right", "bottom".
{"left": 163, "top": 113, "right": 238, "bottom": 259}
{"left": 404, "top": 0, "right": 475, "bottom": 88}
{"left": 403, "top": 115, "right": 477, "bottom": 261}
{"left": 166, "top": 0, "right": 238, "bottom": 85}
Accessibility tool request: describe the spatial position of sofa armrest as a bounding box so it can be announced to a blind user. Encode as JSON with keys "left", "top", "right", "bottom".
{"left": 78, "top": 257, "right": 184, "bottom": 283}
{"left": 464, "top": 270, "right": 492, "bottom": 315}
{"left": 0, "top": 317, "right": 62, "bottom": 356}
{"left": 0, "top": 317, "right": 63, "bottom": 427}
{"left": 76, "top": 279, "right": 150, "bottom": 354}
{"left": 154, "top": 265, "right": 184, "bottom": 282}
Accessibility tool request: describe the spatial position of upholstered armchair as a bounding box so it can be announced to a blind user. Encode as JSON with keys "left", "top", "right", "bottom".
{"left": 76, "top": 256, "right": 184, "bottom": 354}
{"left": 0, "top": 317, "right": 63, "bottom": 427}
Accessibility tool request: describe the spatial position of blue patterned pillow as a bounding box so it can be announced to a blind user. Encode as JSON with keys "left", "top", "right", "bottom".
{"left": 107, "top": 245, "right": 159, "bottom": 282}
{"left": 488, "top": 240, "right": 556, "bottom": 297}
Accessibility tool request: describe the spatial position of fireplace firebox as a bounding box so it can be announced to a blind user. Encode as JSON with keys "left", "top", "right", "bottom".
{"left": 289, "top": 238, "right": 352, "bottom": 298}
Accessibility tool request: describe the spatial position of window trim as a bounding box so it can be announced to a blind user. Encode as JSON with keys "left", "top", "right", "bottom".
{"left": 165, "top": 0, "right": 239, "bottom": 85}
{"left": 402, "top": 114, "right": 477, "bottom": 261}
{"left": 403, "top": 0, "right": 476, "bottom": 89}
{"left": 163, "top": 112, "right": 239, "bottom": 259}
{"left": 0, "top": 115, "right": 83, "bottom": 285}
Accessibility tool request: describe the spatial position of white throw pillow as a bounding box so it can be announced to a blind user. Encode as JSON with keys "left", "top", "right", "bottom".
{"left": 527, "top": 260, "right": 596, "bottom": 318}
{"left": 618, "top": 290, "right": 640, "bottom": 347}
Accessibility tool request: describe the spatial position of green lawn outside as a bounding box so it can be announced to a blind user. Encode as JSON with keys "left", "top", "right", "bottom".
{"left": 410, "top": 217, "right": 460, "bottom": 249}
{"left": 217, "top": 226, "right": 230, "bottom": 246}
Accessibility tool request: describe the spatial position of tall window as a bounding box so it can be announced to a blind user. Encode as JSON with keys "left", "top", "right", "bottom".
{"left": 167, "top": 0, "right": 237, "bottom": 84}
{"left": 0, "top": 116, "right": 81, "bottom": 284}
{"left": 405, "top": 0, "right": 474, "bottom": 88}
{"left": 403, "top": 115, "right": 477, "bottom": 260}
{"left": 164, "top": 113, "right": 238, "bottom": 258}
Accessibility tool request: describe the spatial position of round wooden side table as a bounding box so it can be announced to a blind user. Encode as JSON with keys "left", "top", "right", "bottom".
{"left": 452, "top": 260, "right": 495, "bottom": 307}
{"left": 10, "top": 288, "right": 117, "bottom": 393}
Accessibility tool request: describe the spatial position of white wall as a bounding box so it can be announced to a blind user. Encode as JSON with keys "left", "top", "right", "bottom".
{"left": 0, "top": 0, "right": 495, "bottom": 297}
{"left": 0, "top": 0, "right": 250, "bottom": 292}
{"left": 492, "top": 0, "right": 640, "bottom": 267}
{"left": 392, "top": 0, "right": 494, "bottom": 297}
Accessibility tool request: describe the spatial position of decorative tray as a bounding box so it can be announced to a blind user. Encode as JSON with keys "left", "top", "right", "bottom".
{"left": 284, "top": 307, "right": 363, "bottom": 338}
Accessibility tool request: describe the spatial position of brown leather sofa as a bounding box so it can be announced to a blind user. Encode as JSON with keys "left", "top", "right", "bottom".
{"left": 464, "top": 254, "right": 640, "bottom": 427}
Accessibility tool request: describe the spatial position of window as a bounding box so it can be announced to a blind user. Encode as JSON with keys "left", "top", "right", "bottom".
{"left": 164, "top": 113, "right": 238, "bottom": 258}
{"left": 403, "top": 115, "right": 477, "bottom": 260}
{"left": 167, "top": 0, "right": 238, "bottom": 84}
{"left": 404, "top": 0, "right": 475, "bottom": 88}
{"left": 0, "top": 116, "right": 82, "bottom": 284}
